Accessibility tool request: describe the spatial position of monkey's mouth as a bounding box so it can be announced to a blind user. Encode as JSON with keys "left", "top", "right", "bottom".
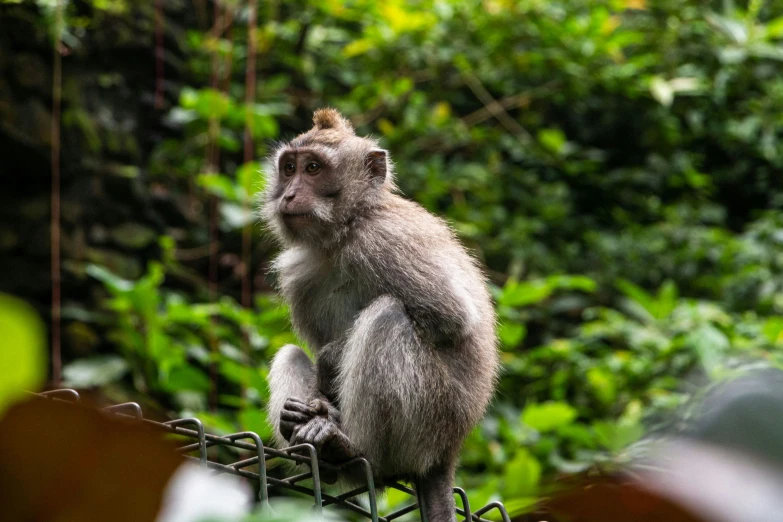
{"left": 280, "top": 211, "right": 316, "bottom": 223}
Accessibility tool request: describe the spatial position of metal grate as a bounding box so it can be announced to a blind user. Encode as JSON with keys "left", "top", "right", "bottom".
{"left": 36, "top": 389, "right": 510, "bottom": 522}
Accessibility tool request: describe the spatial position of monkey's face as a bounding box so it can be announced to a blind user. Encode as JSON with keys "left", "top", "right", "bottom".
{"left": 260, "top": 108, "right": 393, "bottom": 246}
{"left": 275, "top": 147, "right": 341, "bottom": 233}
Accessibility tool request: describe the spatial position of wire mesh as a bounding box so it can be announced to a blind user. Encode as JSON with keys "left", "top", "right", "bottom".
{"left": 35, "top": 389, "right": 511, "bottom": 522}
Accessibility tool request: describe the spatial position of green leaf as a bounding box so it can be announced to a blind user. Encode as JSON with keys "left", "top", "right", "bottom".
{"left": 503, "top": 448, "right": 541, "bottom": 497}
{"left": 62, "top": 356, "right": 128, "bottom": 388}
{"left": 586, "top": 367, "right": 617, "bottom": 405}
{"left": 166, "top": 366, "right": 211, "bottom": 392}
{"left": 0, "top": 294, "right": 45, "bottom": 415}
{"left": 111, "top": 223, "right": 157, "bottom": 249}
{"left": 466, "top": 477, "right": 501, "bottom": 518}
{"left": 687, "top": 324, "right": 730, "bottom": 377}
{"left": 197, "top": 173, "right": 239, "bottom": 201}
{"left": 537, "top": 128, "right": 566, "bottom": 155}
{"left": 498, "top": 322, "right": 526, "bottom": 348}
{"left": 179, "top": 86, "right": 199, "bottom": 109}
{"left": 767, "top": 16, "right": 783, "bottom": 38}
{"left": 522, "top": 401, "right": 578, "bottom": 433}
{"left": 655, "top": 280, "right": 678, "bottom": 319}
{"left": 649, "top": 76, "right": 673, "bottom": 106}
{"left": 502, "top": 497, "right": 539, "bottom": 518}
{"left": 238, "top": 408, "right": 273, "bottom": 441}
{"left": 499, "top": 280, "right": 552, "bottom": 307}
{"left": 762, "top": 317, "right": 783, "bottom": 346}
{"left": 86, "top": 264, "right": 134, "bottom": 293}
{"left": 593, "top": 420, "right": 644, "bottom": 452}
{"left": 236, "top": 161, "right": 264, "bottom": 200}
{"left": 546, "top": 275, "right": 597, "bottom": 293}
{"left": 616, "top": 279, "right": 657, "bottom": 321}
{"left": 194, "top": 88, "right": 231, "bottom": 119}
{"left": 343, "top": 38, "right": 375, "bottom": 57}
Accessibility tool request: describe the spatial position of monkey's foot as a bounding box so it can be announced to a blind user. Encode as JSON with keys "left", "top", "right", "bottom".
{"left": 290, "top": 416, "right": 356, "bottom": 464}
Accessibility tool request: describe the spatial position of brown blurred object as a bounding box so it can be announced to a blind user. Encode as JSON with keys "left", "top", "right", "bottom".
{"left": 0, "top": 396, "right": 181, "bottom": 522}
{"left": 543, "top": 476, "right": 708, "bottom": 522}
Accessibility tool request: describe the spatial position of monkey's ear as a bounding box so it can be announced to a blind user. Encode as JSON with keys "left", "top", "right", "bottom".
{"left": 364, "top": 149, "right": 387, "bottom": 181}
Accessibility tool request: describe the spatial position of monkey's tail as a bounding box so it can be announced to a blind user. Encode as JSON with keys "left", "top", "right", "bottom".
{"left": 416, "top": 465, "right": 457, "bottom": 522}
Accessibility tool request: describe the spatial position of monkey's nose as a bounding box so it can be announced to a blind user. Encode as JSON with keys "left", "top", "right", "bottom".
{"left": 283, "top": 192, "right": 295, "bottom": 202}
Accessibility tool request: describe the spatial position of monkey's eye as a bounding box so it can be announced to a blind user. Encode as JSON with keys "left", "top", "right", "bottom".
{"left": 283, "top": 163, "right": 296, "bottom": 175}
{"left": 304, "top": 162, "right": 321, "bottom": 174}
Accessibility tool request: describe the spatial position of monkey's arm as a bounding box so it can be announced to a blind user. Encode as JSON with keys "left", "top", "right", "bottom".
{"left": 362, "top": 252, "right": 475, "bottom": 343}
{"left": 347, "top": 213, "right": 481, "bottom": 344}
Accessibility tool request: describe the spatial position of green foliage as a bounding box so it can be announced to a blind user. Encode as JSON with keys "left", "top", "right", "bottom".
{"left": 9, "top": 0, "right": 783, "bottom": 516}
{"left": 69, "top": 238, "right": 296, "bottom": 436}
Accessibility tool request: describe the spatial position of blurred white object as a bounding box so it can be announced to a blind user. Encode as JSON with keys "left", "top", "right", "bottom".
{"left": 640, "top": 370, "right": 783, "bottom": 522}
{"left": 156, "top": 462, "right": 252, "bottom": 522}
{"left": 643, "top": 439, "right": 783, "bottom": 522}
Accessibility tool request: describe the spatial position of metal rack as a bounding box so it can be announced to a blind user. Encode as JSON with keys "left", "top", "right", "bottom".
{"left": 37, "top": 389, "right": 510, "bottom": 522}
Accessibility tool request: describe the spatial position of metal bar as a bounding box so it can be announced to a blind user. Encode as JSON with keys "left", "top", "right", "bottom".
{"left": 454, "top": 508, "right": 493, "bottom": 522}
{"left": 283, "top": 471, "right": 313, "bottom": 484}
{"left": 180, "top": 459, "right": 381, "bottom": 522}
{"left": 453, "top": 487, "right": 471, "bottom": 521}
{"left": 228, "top": 456, "right": 258, "bottom": 469}
{"left": 388, "top": 482, "right": 416, "bottom": 495}
{"left": 414, "top": 478, "right": 427, "bottom": 522}
{"left": 225, "top": 432, "right": 268, "bottom": 506}
{"left": 169, "top": 430, "right": 340, "bottom": 474}
{"left": 471, "top": 501, "right": 511, "bottom": 522}
{"left": 319, "top": 484, "right": 369, "bottom": 507}
{"left": 37, "top": 390, "right": 509, "bottom": 522}
{"left": 39, "top": 389, "right": 81, "bottom": 403}
{"left": 356, "top": 458, "right": 378, "bottom": 522}
{"left": 164, "top": 418, "right": 207, "bottom": 467}
{"left": 285, "top": 444, "right": 322, "bottom": 515}
{"left": 103, "top": 402, "right": 143, "bottom": 420}
{"left": 385, "top": 503, "right": 419, "bottom": 520}
{"left": 265, "top": 476, "right": 380, "bottom": 520}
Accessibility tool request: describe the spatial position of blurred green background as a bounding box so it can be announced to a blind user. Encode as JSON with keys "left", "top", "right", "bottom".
{"left": 2, "top": 0, "right": 783, "bottom": 517}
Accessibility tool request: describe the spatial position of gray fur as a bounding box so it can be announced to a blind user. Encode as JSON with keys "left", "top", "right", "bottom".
{"left": 261, "top": 109, "right": 498, "bottom": 522}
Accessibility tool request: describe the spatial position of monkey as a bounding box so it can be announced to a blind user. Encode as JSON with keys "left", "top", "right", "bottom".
{"left": 260, "top": 108, "right": 498, "bottom": 522}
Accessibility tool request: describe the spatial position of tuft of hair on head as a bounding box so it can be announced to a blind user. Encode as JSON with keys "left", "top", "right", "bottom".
{"left": 312, "top": 108, "right": 354, "bottom": 134}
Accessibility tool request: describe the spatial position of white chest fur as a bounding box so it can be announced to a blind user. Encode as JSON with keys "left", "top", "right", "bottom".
{"left": 274, "top": 247, "right": 368, "bottom": 349}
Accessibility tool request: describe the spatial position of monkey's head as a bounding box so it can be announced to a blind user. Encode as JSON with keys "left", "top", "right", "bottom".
{"left": 261, "top": 108, "right": 394, "bottom": 247}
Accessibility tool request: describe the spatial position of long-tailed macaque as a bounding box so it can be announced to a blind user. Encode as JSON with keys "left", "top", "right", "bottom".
{"left": 260, "top": 109, "right": 498, "bottom": 522}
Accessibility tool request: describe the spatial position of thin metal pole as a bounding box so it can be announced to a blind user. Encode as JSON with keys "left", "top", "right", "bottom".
{"left": 50, "top": 0, "right": 64, "bottom": 387}
{"left": 415, "top": 478, "right": 429, "bottom": 522}
{"left": 154, "top": 0, "right": 165, "bottom": 109}
{"left": 207, "top": 0, "right": 222, "bottom": 413}
{"left": 240, "top": 0, "right": 258, "bottom": 403}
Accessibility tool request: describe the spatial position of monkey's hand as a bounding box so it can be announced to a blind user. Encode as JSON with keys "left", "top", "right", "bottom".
{"left": 290, "top": 415, "right": 356, "bottom": 464}
{"left": 280, "top": 397, "right": 340, "bottom": 442}
{"left": 280, "top": 398, "right": 320, "bottom": 442}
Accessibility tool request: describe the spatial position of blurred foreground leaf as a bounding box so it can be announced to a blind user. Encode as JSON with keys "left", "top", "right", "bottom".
{"left": 0, "top": 397, "right": 181, "bottom": 522}
{"left": 547, "top": 476, "right": 707, "bottom": 522}
{"left": 0, "top": 294, "right": 45, "bottom": 416}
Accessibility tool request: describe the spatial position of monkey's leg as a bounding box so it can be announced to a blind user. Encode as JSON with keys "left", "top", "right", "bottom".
{"left": 417, "top": 464, "right": 457, "bottom": 522}
{"left": 268, "top": 345, "right": 345, "bottom": 484}
{"left": 267, "top": 344, "right": 319, "bottom": 447}
{"left": 336, "top": 295, "right": 458, "bottom": 522}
